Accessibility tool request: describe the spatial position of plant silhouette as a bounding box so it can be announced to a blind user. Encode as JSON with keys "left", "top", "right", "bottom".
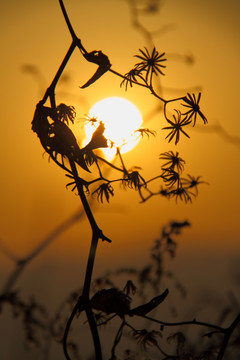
{"left": 1, "top": 1, "right": 240, "bottom": 360}
{"left": 29, "top": 1, "right": 240, "bottom": 359}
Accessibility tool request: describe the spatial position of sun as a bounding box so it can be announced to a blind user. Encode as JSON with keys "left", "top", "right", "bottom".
{"left": 84, "top": 97, "right": 143, "bottom": 159}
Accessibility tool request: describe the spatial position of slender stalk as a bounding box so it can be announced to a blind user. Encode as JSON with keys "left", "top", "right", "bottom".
{"left": 85, "top": 307, "right": 102, "bottom": 359}
{"left": 116, "top": 147, "right": 127, "bottom": 173}
{"left": 82, "top": 234, "right": 99, "bottom": 298}
{"left": 59, "top": 0, "right": 77, "bottom": 41}
{"left": 142, "top": 314, "right": 225, "bottom": 332}
{"left": 63, "top": 300, "right": 80, "bottom": 360}
{"left": 43, "top": 3, "right": 111, "bottom": 355}
{"left": 69, "top": 160, "right": 99, "bottom": 232}
{"left": 59, "top": 0, "right": 87, "bottom": 55}
{"left": 63, "top": 233, "right": 102, "bottom": 360}
{"left": 62, "top": 160, "right": 105, "bottom": 360}
{"left": 42, "top": 41, "right": 76, "bottom": 106}
{"left": 217, "top": 314, "right": 240, "bottom": 360}
{"left": 96, "top": 155, "right": 125, "bottom": 172}
{"left": 84, "top": 237, "right": 103, "bottom": 359}
{"left": 111, "top": 320, "right": 125, "bottom": 358}
{"left": 109, "top": 68, "right": 149, "bottom": 90}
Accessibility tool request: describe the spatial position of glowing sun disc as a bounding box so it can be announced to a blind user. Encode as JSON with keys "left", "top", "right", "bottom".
{"left": 85, "top": 97, "right": 143, "bottom": 159}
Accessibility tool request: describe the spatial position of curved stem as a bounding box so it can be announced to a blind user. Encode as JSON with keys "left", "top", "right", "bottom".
{"left": 217, "top": 314, "right": 240, "bottom": 360}
{"left": 59, "top": 0, "right": 77, "bottom": 41}
{"left": 144, "top": 175, "right": 163, "bottom": 185}
{"left": 58, "top": 0, "right": 87, "bottom": 54}
{"left": 142, "top": 314, "right": 225, "bottom": 332}
{"left": 69, "top": 160, "right": 100, "bottom": 233}
{"left": 116, "top": 147, "right": 127, "bottom": 174}
{"left": 82, "top": 234, "right": 99, "bottom": 298}
{"left": 109, "top": 68, "right": 148, "bottom": 90}
{"left": 62, "top": 160, "right": 111, "bottom": 360}
{"left": 85, "top": 285, "right": 102, "bottom": 360}
{"left": 82, "top": 233, "right": 102, "bottom": 360}
{"left": 63, "top": 299, "right": 82, "bottom": 360}
{"left": 96, "top": 155, "right": 125, "bottom": 173}
{"left": 62, "top": 221, "right": 103, "bottom": 360}
{"left": 63, "top": 232, "right": 103, "bottom": 360}
{"left": 42, "top": 41, "right": 76, "bottom": 106}
{"left": 111, "top": 320, "right": 125, "bottom": 358}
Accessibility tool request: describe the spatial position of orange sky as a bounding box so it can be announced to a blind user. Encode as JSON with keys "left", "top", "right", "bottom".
{"left": 1, "top": 0, "right": 240, "bottom": 358}
{"left": 0, "top": 0, "right": 240, "bottom": 322}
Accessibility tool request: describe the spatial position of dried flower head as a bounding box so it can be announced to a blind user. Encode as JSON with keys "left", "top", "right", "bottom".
{"left": 135, "top": 47, "right": 166, "bottom": 81}
{"left": 120, "top": 68, "right": 143, "bottom": 90}
{"left": 170, "top": 187, "right": 195, "bottom": 203}
{"left": 84, "top": 149, "right": 96, "bottom": 167}
{"left": 92, "top": 183, "right": 114, "bottom": 203}
{"left": 135, "top": 128, "right": 157, "bottom": 138}
{"left": 123, "top": 171, "right": 146, "bottom": 190}
{"left": 163, "top": 110, "right": 191, "bottom": 145}
{"left": 132, "top": 329, "right": 161, "bottom": 350}
{"left": 182, "top": 174, "right": 208, "bottom": 195}
{"left": 82, "top": 114, "right": 99, "bottom": 127}
{"left": 56, "top": 103, "right": 76, "bottom": 124}
{"left": 162, "top": 168, "right": 181, "bottom": 188}
{"left": 160, "top": 151, "right": 185, "bottom": 173}
{"left": 123, "top": 280, "right": 137, "bottom": 296}
{"left": 158, "top": 186, "right": 171, "bottom": 198}
{"left": 182, "top": 92, "right": 208, "bottom": 126}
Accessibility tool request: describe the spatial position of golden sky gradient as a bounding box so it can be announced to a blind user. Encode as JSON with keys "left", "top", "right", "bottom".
{"left": 1, "top": 0, "right": 240, "bottom": 358}
{"left": 1, "top": 0, "right": 240, "bottom": 335}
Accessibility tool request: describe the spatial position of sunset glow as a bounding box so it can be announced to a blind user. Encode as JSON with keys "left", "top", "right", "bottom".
{"left": 85, "top": 97, "right": 143, "bottom": 159}
{"left": 1, "top": 0, "right": 240, "bottom": 358}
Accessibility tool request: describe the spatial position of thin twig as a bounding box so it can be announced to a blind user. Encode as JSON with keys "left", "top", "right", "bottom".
{"left": 1, "top": 208, "right": 85, "bottom": 294}
{"left": 217, "top": 314, "right": 240, "bottom": 360}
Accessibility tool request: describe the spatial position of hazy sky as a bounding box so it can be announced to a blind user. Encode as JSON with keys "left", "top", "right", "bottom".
{"left": 0, "top": 0, "right": 240, "bottom": 359}
{"left": 1, "top": 0, "right": 240, "bottom": 263}
{"left": 0, "top": 1, "right": 240, "bottom": 357}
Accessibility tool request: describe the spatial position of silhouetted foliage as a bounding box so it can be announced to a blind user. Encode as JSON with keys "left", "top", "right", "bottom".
{"left": 29, "top": 1, "right": 239, "bottom": 359}
{"left": 1, "top": 1, "right": 239, "bottom": 360}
